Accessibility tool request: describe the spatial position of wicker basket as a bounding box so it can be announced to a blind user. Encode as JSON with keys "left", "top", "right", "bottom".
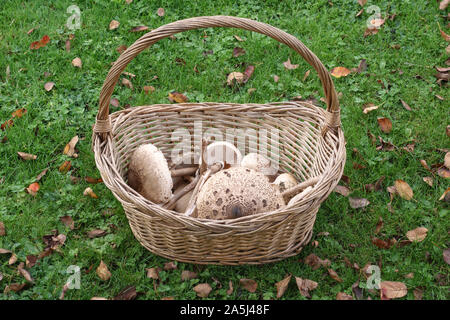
{"left": 92, "top": 16, "right": 346, "bottom": 265}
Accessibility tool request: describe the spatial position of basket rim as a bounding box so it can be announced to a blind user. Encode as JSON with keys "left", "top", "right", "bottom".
{"left": 92, "top": 101, "right": 346, "bottom": 229}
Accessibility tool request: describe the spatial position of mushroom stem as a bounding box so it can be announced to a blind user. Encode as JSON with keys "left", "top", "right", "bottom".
{"left": 163, "top": 174, "right": 200, "bottom": 210}
{"left": 184, "top": 162, "right": 223, "bottom": 216}
{"left": 199, "top": 139, "right": 208, "bottom": 175}
{"left": 281, "top": 177, "right": 320, "bottom": 198}
{"left": 170, "top": 166, "right": 198, "bottom": 177}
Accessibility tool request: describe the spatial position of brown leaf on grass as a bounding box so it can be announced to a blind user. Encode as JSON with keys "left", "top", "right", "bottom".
{"left": 227, "top": 72, "right": 245, "bottom": 86}
{"left": 295, "top": 277, "right": 318, "bottom": 298}
{"left": 110, "top": 98, "right": 120, "bottom": 107}
{"left": 234, "top": 35, "right": 244, "bottom": 42}
{"left": 30, "top": 35, "right": 50, "bottom": 49}
{"left": 443, "top": 249, "right": 450, "bottom": 265}
{"left": 333, "top": 185, "right": 350, "bottom": 196}
{"left": 444, "top": 152, "right": 450, "bottom": 169}
{"left": 26, "top": 255, "right": 37, "bottom": 268}
{"left": 193, "top": 283, "right": 212, "bottom": 298}
{"left": 440, "top": 29, "right": 450, "bottom": 42}
{"left": 164, "top": 261, "right": 177, "bottom": 270}
{"left": 375, "top": 216, "right": 383, "bottom": 234}
{"left": 440, "top": 0, "right": 450, "bottom": 10}
{"left": 65, "top": 39, "right": 71, "bottom": 52}
{"left": 27, "top": 27, "right": 36, "bottom": 35}
{"left": 349, "top": 197, "right": 370, "bottom": 209}
{"left": 35, "top": 168, "right": 48, "bottom": 182}
{"left": 422, "top": 176, "right": 433, "bottom": 187}
{"left": 59, "top": 161, "right": 71, "bottom": 173}
{"left": 9, "top": 253, "right": 18, "bottom": 265}
{"left": 26, "top": 182, "right": 40, "bottom": 196}
{"left": 437, "top": 167, "right": 450, "bottom": 178}
{"left": 157, "top": 8, "right": 165, "bottom": 16}
{"left": 273, "top": 75, "right": 279, "bottom": 83}
{"left": 130, "top": 26, "right": 149, "bottom": 32}
{"left": 358, "top": 0, "right": 367, "bottom": 6}
{"left": 85, "top": 176, "right": 103, "bottom": 184}
{"left": 400, "top": 99, "right": 412, "bottom": 111}
{"left": 146, "top": 267, "right": 160, "bottom": 280}
{"left": 226, "top": 280, "right": 233, "bottom": 295}
{"left": 406, "top": 227, "right": 428, "bottom": 242}
{"left": 336, "top": 292, "right": 353, "bottom": 300}
{"left": 96, "top": 260, "right": 111, "bottom": 281}
{"left": 63, "top": 135, "right": 79, "bottom": 157}
{"left": 364, "top": 27, "right": 380, "bottom": 37}
{"left": 413, "top": 287, "right": 423, "bottom": 300}
{"left": 275, "top": 274, "right": 292, "bottom": 298}
{"left": 351, "top": 59, "right": 367, "bottom": 73}
{"left": 11, "top": 108, "right": 27, "bottom": 118}
{"left": 1, "top": 119, "right": 13, "bottom": 131}
{"left": 125, "top": 0, "right": 133, "bottom": 4}
{"left": 121, "top": 78, "right": 133, "bottom": 89}
{"left": 331, "top": 66, "right": 351, "bottom": 78}
{"left": 372, "top": 237, "right": 396, "bottom": 249}
{"left": 60, "top": 216, "right": 74, "bottom": 230}
{"left": 303, "top": 69, "right": 311, "bottom": 81}
{"left": 240, "top": 278, "right": 258, "bottom": 293}
{"left": 283, "top": 58, "right": 299, "bottom": 70}
{"left": 379, "top": 281, "right": 407, "bottom": 300}
{"left": 362, "top": 103, "right": 379, "bottom": 114}
{"left": 0, "top": 221, "right": 5, "bottom": 236}
{"left": 377, "top": 117, "right": 392, "bottom": 133}
{"left": 83, "top": 187, "right": 98, "bottom": 199}
{"left": 356, "top": 9, "right": 364, "bottom": 17}
{"left": 18, "top": 263, "right": 33, "bottom": 283}
{"left": 0, "top": 248, "right": 12, "bottom": 254}
{"left": 243, "top": 65, "right": 255, "bottom": 83}
{"left": 87, "top": 229, "right": 106, "bottom": 238}
{"left": 304, "top": 253, "right": 331, "bottom": 270}
{"left": 181, "top": 270, "right": 197, "bottom": 281}
{"left": 232, "top": 47, "right": 246, "bottom": 57}
{"left": 439, "top": 187, "right": 450, "bottom": 202}
{"left": 17, "top": 152, "right": 37, "bottom": 160}
{"left": 168, "top": 91, "right": 188, "bottom": 103}
{"left": 109, "top": 20, "right": 120, "bottom": 30}
{"left": 114, "top": 285, "right": 137, "bottom": 300}
{"left": 394, "top": 180, "right": 413, "bottom": 200}
{"left": 143, "top": 86, "right": 155, "bottom": 94}
{"left": 116, "top": 45, "right": 127, "bottom": 54}
{"left": 44, "top": 82, "right": 55, "bottom": 91}
{"left": 71, "top": 57, "right": 82, "bottom": 68}
{"left": 4, "top": 283, "right": 26, "bottom": 294}
{"left": 328, "top": 269, "right": 343, "bottom": 283}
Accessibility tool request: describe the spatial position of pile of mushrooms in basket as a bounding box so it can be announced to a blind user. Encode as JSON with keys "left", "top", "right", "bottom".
{"left": 127, "top": 139, "right": 317, "bottom": 220}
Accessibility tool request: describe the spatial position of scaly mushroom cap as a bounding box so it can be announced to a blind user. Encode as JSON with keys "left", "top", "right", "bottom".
{"left": 241, "top": 153, "right": 275, "bottom": 175}
{"left": 204, "top": 141, "right": 242, "bottom": 167}
{"left": 128, "top": 144, "right": 172, "bottom": 204}
{"left": 273, "top": 173, "right": 298, "bottom": 193}
{"left": 196, "top": 167, "right": 285, "bottom": 220}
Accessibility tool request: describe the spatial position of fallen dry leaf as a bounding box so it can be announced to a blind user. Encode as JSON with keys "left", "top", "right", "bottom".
{"left": 440, "top": 29, "right": 450, "bottom": 42}
{"left": 164, "top": 261, "right": 177, "bottom": 270}
{"left": 0, "top": 221, "right": 5, "bottom": 236}
{"left": 143, "top": 86, "right": 155, "bottom": 94}
{"left": 372, "top": 237, "right": 396, "bottom": 249}
{"left": 303, "top": 69, "right": 310, "bottom": 81}
{"left": 283, "top": 58, "right": 299, "bottom": 70}
{"left": 444, "top": 152, "right": 450, "bottom": 169}
{"left": 423, "top": 176, "right": 433, "bottom": 187}
{"left": 168, "top": 91, "right": 188, "bottom": 103}
{"left": 83, "top": 187, "right": 98, "bottom": 199}
{"left": 275, "top": 274, "right": 292, "bottom": 298}
{"left": 439, "top": 187, "right": 450, "bottom": 202}
{"left": 59, "top": 161, "right": 71, "bottom": 173}
{"left": 193, "top": 283, "right": 212, "bottom": 298}
{"left": 4, "top": 283, "right": 26, "bottom": 294}
{"left": 400, "top": 99, "right": 412, "bottom": 111}
{"left": 363, "top": 103, "right": 379, "bottom": 114}
{"left": 440, "top": 0, "right": 450, "bottom": 10}
{"left": 65, "top": 39, "right": 71, "bottom": 52}
{"left": 26, "top": 182, "right": 40, "bottom": 196}
{"left": 437, "top": 167, "right": 450, "bottom": 178}
{"left": 240, "top": 278, "right": 257, "bottom": 293}
{"left": 12, "top": 108, "right": 27, "bottom": 118}
{"left": 227, "top": 280, "right": 233, "bottom": 295}
{"left": 84, "top": 176, "right": 103, "bottom": 184}
{"left": 71, "top": 57, "right": 82, "bottom": 68}
{"left": 227, "top": 72, "right": 245, "bottom": 86}
{"left": 26, "top": 255, "right": 37, "bottom": 268}
{"left": 273, "top": 75, "right": 279, "bottom": 83}
{"left": 375, "top": 216, "right": 384, "bottom": 234}
{"left": 243, "top": 65, "right": 255, "bottom": 83}
{"left": 110, "top": 98, "right": 120, "bottom": 108}
{"left": 406, "top": 227, "right": 428, "bottom": 242}
{"left": 17, "top": 152, "right": 37, "bottom": 160}
{"left": 60, "top": 216, "right": 74, "bottom": 230}
{"left": 349, "top": 197, "right": 370, "bottom": 209}
{"left": 130, "top": 26, "right": 149, "bottom": 32}
{"left": 333, "top": 185, "right": 350, "bottom": 197}
{"left": 328, "top": 269, "right": 343, "bottom": 283}
{"left": 96, "top": 260, "right": 111, "bottom": 281}
{"left": 109, "top": 20, "right": 120, "bottom": 30}
{"left": 379, "top": 281, "right": 407, "bottom": 300}
{"left": 358, "top": 0, "right": 367, "bottom": 6}
{"left": 30, "top": 35, "right": 50, "bottom": 49}
{"left": 9, "top": 253, "right": 17, "bottom": 265}
{"left": 121, "top": 78, "right": 133, "bottom": 89}
{"left": 232, "top": 47, "right": 246, "bottom": 57}
{"left": 331, "top": 66, "right": 351, "bottom": 78}
{"left": 157, "top": 8, "right": 165, "bottom": 16}
{"left": 394, "top": 179, "right": 413, "bottom": 200}
{"left": 63, "top": 135, "right": 79, "bottom": 157}
{"left": 234, "top": 35, "right": 244, "bottom": 42}
{"left": 114, "top": 285, "right": 137, "bottom": 300}
{"left": 304, "top": 253, "right": 331, "bottom": 270}
{"left": 44, "top": 82, "right": 55, "bottom": 91}
{"left": 443, "top": 248, "right": 450, "bottom": 265}
{"left": 181, "top": 270, "right": 197, "bottom": 281}
{"left": 35, "top": 168, "right": 48, "bottom": 182}
{"left": 295, "top": 277, "right": 318, "bottom": 298}
{"left": 336, "top": 292, "right": 353, "bottom": 300}
{"left": 146, "top": 267, "right": 160, "bottom": 280}
{"left": 18, "top": 262, "right": 33, "bottom": 283}
{"left": 377, "top": 117, "right": 392, "bottom": 133}
{"left": 87, "top": 229, "right": 106, "bottom": 238}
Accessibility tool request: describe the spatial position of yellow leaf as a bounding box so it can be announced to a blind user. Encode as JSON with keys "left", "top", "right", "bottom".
{"left": 394, "top": 179, "right": 413, "bottom": 200}
{"left": 330, "top": 66, "right": 351, "bottom": 78}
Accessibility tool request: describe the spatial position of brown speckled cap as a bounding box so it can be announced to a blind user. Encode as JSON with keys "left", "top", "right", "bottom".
{"left": 196, "top": 166, "right": 285, "bottom": 220}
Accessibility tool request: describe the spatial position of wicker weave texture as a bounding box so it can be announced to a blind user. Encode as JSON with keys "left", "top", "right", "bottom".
{"left": 92, "top": 16, "right": 346, "bottom": 265}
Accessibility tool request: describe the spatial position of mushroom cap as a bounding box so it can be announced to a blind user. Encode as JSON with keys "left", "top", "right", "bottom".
{"left": 196, "top": 166, "right": 285, "bottom": 220}
{"left": 273, "top": 173, "right": 298, "bottom": 193}
{"left": 241, "top": 153, "right": 276, "bottom": 175}
{"left": 204, "top": 141, "right": 242, "bottom": 167}
{"left": 128, "top": 144, "right": 173, "bottom": 204}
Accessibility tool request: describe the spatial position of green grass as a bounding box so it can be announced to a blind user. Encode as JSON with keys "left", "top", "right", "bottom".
{"left": 0, "top": 0, "right": 449, "bottom": 300}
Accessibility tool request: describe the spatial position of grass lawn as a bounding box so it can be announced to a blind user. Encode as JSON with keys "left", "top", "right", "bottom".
{"left": 0, "top": 0, "right": 449, "bottom": 300}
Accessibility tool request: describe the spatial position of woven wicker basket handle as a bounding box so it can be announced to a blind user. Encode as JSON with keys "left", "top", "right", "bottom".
{"left": 95, "top": 16, "right": 340, "bottom": 137}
